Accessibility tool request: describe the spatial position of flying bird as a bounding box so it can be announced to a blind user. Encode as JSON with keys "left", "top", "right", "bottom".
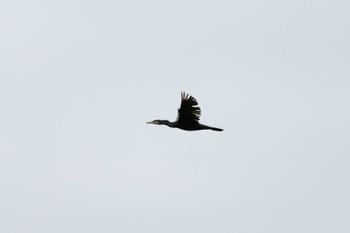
{"left": 147, "top": 92, "right": 223, "bottom": 131}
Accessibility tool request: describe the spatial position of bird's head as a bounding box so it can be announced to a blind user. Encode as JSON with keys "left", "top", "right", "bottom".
{"left": 147, "top": 119, "right": 172, "bottom": 126}
{"left": 147, "top": 119, "right": 161, "bottom": 125}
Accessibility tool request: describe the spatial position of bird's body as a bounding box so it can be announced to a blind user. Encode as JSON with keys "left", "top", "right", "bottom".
{"left": 147, "top": 92, "right": 223, "bottom": 132}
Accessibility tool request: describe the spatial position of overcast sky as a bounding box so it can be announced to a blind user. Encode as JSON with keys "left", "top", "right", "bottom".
{"left": 0, "top": 1, "right": 349, "bottom": 233}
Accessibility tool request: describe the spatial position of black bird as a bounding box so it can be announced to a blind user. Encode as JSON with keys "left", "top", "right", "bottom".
{"left": 147, "top": 92, "right": 223, "bottom": 131}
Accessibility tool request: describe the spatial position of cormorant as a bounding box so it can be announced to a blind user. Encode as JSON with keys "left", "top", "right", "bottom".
{"left": 147, "top": 92, "right": 223, "bottom": 131}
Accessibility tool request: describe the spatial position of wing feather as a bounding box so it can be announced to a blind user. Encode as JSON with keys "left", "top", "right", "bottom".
{"left": 177, "top": 92, "right": 201, "bottom": 123}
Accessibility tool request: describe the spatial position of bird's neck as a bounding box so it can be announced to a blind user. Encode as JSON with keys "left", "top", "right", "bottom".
{"left": 159, "top": 120, "right": 176, "bottom": 128}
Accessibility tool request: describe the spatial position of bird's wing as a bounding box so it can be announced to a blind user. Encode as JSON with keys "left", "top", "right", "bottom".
{"left": 177, "top": 92, "right": 201, "bottom": 122}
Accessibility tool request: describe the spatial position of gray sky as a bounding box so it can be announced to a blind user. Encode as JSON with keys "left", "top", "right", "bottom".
{"left": 1, "top": 0, "right": 349, "bottom": 232}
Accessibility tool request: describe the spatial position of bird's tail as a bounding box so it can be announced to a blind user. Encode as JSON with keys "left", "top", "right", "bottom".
{"left": 208, "top": 126, "right": 223, "bottom": 131}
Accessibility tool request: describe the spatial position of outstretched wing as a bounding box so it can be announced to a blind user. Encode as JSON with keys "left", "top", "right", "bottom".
{"left": 177, "top": 92, "right": 201, "bottom": 123}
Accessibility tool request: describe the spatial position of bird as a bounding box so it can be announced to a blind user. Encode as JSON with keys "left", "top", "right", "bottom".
{"left": 147, "top": 92, "right": 223, "bottom": 131}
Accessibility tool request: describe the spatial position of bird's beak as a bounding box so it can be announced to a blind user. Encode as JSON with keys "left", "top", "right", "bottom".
{"left": 146, "top": 121, "right": 152, "bottom": 124}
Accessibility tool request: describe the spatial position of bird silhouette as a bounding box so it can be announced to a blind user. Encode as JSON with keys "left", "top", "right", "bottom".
{"left": 147, "top": 92, "right": 223, "bottom": 131}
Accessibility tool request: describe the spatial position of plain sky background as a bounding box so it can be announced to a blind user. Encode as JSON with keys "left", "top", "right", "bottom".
{"left": 0, "top": 0, "right": 349, "bottom": 232}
